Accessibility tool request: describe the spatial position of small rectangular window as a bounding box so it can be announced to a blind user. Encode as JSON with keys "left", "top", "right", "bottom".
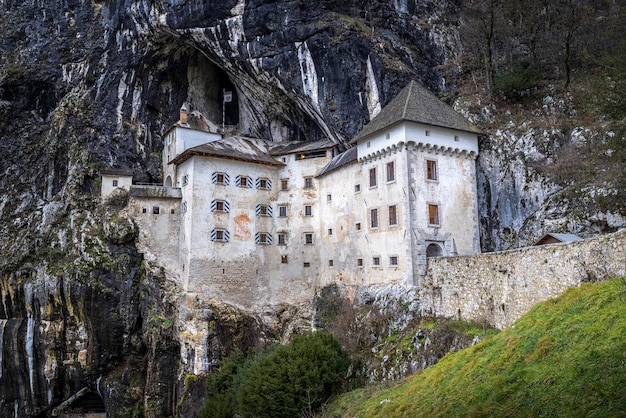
{"left": 181, "top": 201, "right": 187, "bottom": 213}
{"left": 304, "top": 177, "right": 313, "bottom": 189}
{"left": 142, "top": 207, "right": 147, "bottom": 214}
{"left": 304, "top": 205, "right": 312, "bottom": 216}
{"left": 328, "top": 260, "right": 334, "bottom": 267}
{"left": 304, "top": 233, "right": 313, "bottom": 245}
{"left": 281, "top": 255, "right": 288, "bottom": 264}
{"left": 239, "top": 176, "right": 249, "bottom": 187}
{"left": 112, "top": 179, "right": 119, "bottom": 187}
{"left": 428, "top": 204, "right": 440, "bottom": 225}
{"left": 256, "top": 204, "right": 272, "bottom": 217}
{"left": 390, "top": 256, "right": 398, "bottom": 266}
{"left": 212, "top": 200, "right": 230, "bottom": 213}
{"left": 454, "top": 135, "right": 460, "bottom": 142}
{"left": 373, "top": 256, "right": 381, "bottom": 266}
{"left": 386, "top": 161, "right": 395, "bottom": 182}
{"left": 182, "top": 175, "right": 189, "bottom": 186}
{"left": 256, "top": 232, "right": 272, "bottom": 244}
{"left": 278, "top": 233, "right": 287, "bottom": 245}
{"left": 385, "top": 132, "right": 390, "bottom": 139}
{"left": 427, "top": 160, "right": 438, "bottom": 181}
{"left": 211, "top": 229, "right": 230, "bottom": 242}
{"left": 370, "top": 208, "right": 378, "bottom": 229}
{"left": 425, "top": 130, "right": 431, "bottom": 137}
{"left": 357, "top": 258, "right": 363, "bottom": 267}
{"left": 369, "top": 167, "right": 377, "bottom": 188}
{"left": 278, "top": 205, "right": 288, "bottom": 217}
{"left": 153, "top": 206, "right": 160, "bottom": 215}
{"left": 355, "top": 222, "right": 361, "bottom": 231}
{"left": 213, "top": 172, "right": 230, "bottom": 185}
{"left": 303, "top": 262, "right": 311, "bottom": 268}
{"left": 354, "top": 184, "right": 361, "bottom": 193}
{"left": 256, "top": 178, "right": 272, "bottom": 190}
{"left": 281, "top": 179, "right": 289, "bottom": 190}
{"left": 328, "top": 228, "right": 333, "bottom": 235}
{"left": 388, "top": 205, "right": 398, "bottom": 226}
{"left": 327, "top": 194, "right": 332, "bottom": 202}
{"left": 170, "top": 208, "right": 175, "bottom": 214}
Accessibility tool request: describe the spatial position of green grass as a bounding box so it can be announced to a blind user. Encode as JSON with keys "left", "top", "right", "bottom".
{"left": 324, "top": 279, "right": 626, "bottom": 417}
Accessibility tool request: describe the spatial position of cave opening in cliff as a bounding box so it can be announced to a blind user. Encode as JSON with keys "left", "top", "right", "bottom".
{"left": 186, "top": 52, "right": 239, "bottom": 128}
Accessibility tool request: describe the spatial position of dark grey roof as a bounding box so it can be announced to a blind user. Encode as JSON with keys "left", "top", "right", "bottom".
{"left": 316, "top": 147, "right": 358, "bottom": 177}
{"left": 101, "top": 168, "right": 134, "bottom": 176}
{"left": 535, "top": 233, "right": 583, "bottom": 245}
{"left": 269, "top": 139, "right": 335, "bottom": 156}
{"left": 169, "top": 136, "right": 284, "bottom": 167}
{"left": 129, "top": 185, "right": 182, "bottom": 199}
{"left": 352, "top": 80, "right": 482, "bottom": 143}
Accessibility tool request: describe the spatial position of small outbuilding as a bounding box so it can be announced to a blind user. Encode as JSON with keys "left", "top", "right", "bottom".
{"left": 100, "top": 169, "right": 133, "bottom": 199}
{"left": 534, "top": 233, "right": 583, "bottom": 246}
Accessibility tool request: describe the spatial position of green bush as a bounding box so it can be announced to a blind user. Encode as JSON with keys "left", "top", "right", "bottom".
{"left": 232, "top": 331, "right": 350, "bottom": 418}
{"left": 199, "top": 351, "right": 247, "bottom": 418}
{"left": 494, "top": 61, "right": 542, "bottom": 99}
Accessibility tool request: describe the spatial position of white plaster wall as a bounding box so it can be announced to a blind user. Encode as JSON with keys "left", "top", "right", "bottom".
{"left": 101, "top": 175, "right": 133, "bottom": 199}
{"left": 404, "top": 123, "right": 479, "bottom": 154}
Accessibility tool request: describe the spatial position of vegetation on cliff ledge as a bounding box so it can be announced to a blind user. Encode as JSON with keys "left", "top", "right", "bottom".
{"left": 323, "top": 278, "right": 626, "bottom": 417}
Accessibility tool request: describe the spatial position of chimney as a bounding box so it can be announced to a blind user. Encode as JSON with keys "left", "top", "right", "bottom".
{"left": 180, "top": 102, "right": 189, "bottom": 124}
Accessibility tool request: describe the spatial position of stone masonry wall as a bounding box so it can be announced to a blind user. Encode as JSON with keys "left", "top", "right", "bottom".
{"left": 420, "top": 229, "right": 626, "bottom": 329}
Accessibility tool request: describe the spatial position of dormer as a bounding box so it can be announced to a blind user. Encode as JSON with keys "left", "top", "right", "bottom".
{"left": 351, "top": 81, "right": 482, "bottom": 161}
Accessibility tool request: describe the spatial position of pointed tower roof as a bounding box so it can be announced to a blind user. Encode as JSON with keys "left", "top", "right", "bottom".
{"left": 352, "top": 81, "right": 482, "bottom": 143}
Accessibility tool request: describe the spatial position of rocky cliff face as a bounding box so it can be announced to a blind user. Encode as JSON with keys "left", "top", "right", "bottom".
{"left": 1, "top": 0, "right": 623, "bottom": 416}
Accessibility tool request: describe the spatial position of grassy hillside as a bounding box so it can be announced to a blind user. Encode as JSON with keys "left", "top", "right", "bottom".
{"left": 324, "top": 278, "right": 626, "bottom": 417}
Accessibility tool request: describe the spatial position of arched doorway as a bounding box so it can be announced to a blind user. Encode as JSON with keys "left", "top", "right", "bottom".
{"left": 426, "top": 243, "right": 443, "bottom": 258}
{"left": 165, "top": 175, "right": 172, "bottom": 187}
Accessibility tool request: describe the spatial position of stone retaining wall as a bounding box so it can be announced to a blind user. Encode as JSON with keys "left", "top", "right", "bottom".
{"left": 420, "top": 230, "right": 626, "bottom": 328}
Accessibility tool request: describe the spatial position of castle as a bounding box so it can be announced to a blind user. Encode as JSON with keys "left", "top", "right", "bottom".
{"left": 103, "top": 81, "right": 482, "bottom": 311}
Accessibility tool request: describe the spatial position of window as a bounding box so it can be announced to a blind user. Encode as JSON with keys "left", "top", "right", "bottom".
{"left": 142, "top": 207, "right": 147, "bottom": 214}
{"left": 327, "top": 194, "right": 332, "bottom": 202}
{"left": 304, "top": 177, "right": 313, "bottom": 189}
{"left": 212, "top": 172, "right": 230, "bottom": 185}
{"left": 281, "top": 179, "right": 289, "bottom": 190}
{"left": 278, "top": 205, "right": 288, "bottom": 217}
{"left": 112, "top": 179, "right": 118, "bottom": 187}
{"left": 256, "top": 177, "right": 272, "bottom": 190}
{"left": 211, "top": 200, "right": 230, "bottom": 213}
{"left": 182, "top": 175, "right": 189, "bottom": 186}
{"left": 255, "top": 232, "right": 272, "bottom": 244}
{"left": 328, "top": 228, "right": 333, "bottom": 235}
{"left": 373, "top": 256, "right": 381, "bottom": 266}
{"left": 256, "top": 204, "right": 272, "bottom": 217}
{"left": 236, "top": 175, "right": 251, "bottom": 188}
{"left": 354, "top": 184, "right": 361, "bottom": 193}
{"left": 211, "top": 229, "right": 230, "bottom": 242}
{"left": 425, "top": 130, "right": 431, "bottom": 136}
{"left": 329, "top": 260, "right": 334, "bottom": 267}
{"left": 388, "top": 205, "right": 398, "bottom": 226}
{"left": 428, "top": 204, "right": 440, "bottom": 225}
{"left": 181, "top": 201, "right": 187, "bottom": 213}
{"left": 170, "top": 208, "right": 175, "bottom": 214}
{"left": 454, "top": 135, "right": 460, "bottom": 142}
{"left": 370, "top": 208, "right": 379, "bottom": 229}
{"left": 369, "top": 167, "right": 377, "bottom": 188}
{"left": 277, "top": 233, "right": 287, "bottom": 245}
{"left": 385, "top": 132, "right": 390, "bottom": 139}
{"left": 304, "top": 233, "right": 313, "bottom": 245}
{"left": 304, "top": 205, "right": 312, "bottom": 216}
{"left": 153, "top": 206, "right": 160, "bottom": 214}
{"left": 386, "top": 161, "right": 395, "bottom": 182}
{"left": 427, "top": 160, "right": 438, "bottom": 181}
{"left": 303, "top": 262, "right": 311, "bottom": 268}
{"left": 357, "top": 258, "right": 363, "bottom": 267}
{"left": 390, "top": 256, "right": 398, "bottom": 266}
{"left": 281, "top": 255, "right": 288, "bottom": 264}
{"left": 355, "top": 222, "right": 361, "bottom": 231}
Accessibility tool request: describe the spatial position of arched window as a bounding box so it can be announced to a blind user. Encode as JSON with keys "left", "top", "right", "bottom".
{"left": 164, "top": 175, "right": 173, "bottom": 187}
{"left": 426, "top": 243, "right": 443, "bottom": 258}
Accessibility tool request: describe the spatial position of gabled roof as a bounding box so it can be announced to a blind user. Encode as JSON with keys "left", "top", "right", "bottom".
{"left": 169, "top": 136, "right": 284, "bottom": 167}
{"left": 535, "top": 233, "right": 583, "bottom": 246}
{"left": 101, "top": 168, "right": 134, "bottom": 177}
{"left": 269, "top": 139, "right": 335, "bottom": 156}
{"left": 352, "top": 80, "right": 482, "bottom": 143}
{"left": 316, "top": 146, "right": 358, "bottom": 177}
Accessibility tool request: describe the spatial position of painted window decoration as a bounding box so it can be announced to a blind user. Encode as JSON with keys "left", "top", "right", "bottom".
{"left": 427, "top": 160, "right": 438, "bottom": 181}
{"left": 182, "top": 175, "right": 189, "bottom": 186}
{"left": 256, "top": 204, "right": 273, "bottom": 217}
{"left": 235, "top": 175, "right": 252, "bottom": 188}
{"left": 388, "top": 205, "right": 398, "bottom": 226}
{"left": 211, "top": 199, "right": 230, "bottom": 213}
{"left": 255, "top": 232, "right": 272, "bottom": 245}
{"left": 211, "top": 229, "right": 230, "bottom": 242}
{"left": 428, "top": 204, "right": 440, "bottom": 226}
{"left": 256, "top": 177, "right": 272, "bottom": 190}
{"left": 386, "top": 161, "right": 395, "bottom": 182}
{"left": 212, "top": 172, "right": 230, "bottom": 185}
{"left": 304, "top": 177, "right": 313, "bottom": 189}
{"left": 369, "top": 167, "right": 377, "bottom": 188}
{"left": 370, "top": 208, "right": 379, "bottom": 229}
